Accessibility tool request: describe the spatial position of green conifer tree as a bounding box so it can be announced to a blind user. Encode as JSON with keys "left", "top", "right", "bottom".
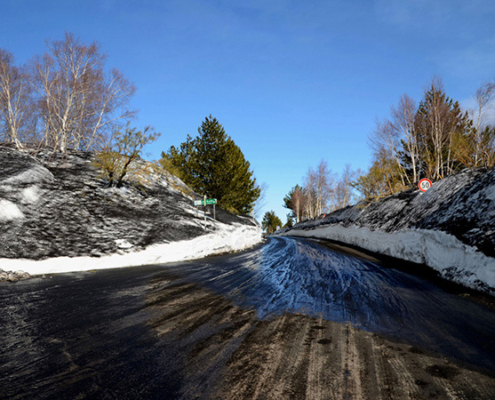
{"left": 163, "top": 115, "right": 260, "bottom": 214}
{"left": 262, "top": 211, "right": 282, "bottom": 234}
{"left": 284, "top": 214, "right": 295, "bottom": 228}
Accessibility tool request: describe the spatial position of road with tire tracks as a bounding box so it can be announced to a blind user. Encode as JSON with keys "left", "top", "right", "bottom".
{"left": 1, "top": 236, "right": 495, "bottom": 399}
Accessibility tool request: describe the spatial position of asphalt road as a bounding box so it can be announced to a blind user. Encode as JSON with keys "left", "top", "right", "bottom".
{"left": 1, "top": 237, "right": 495, "bottom": 399}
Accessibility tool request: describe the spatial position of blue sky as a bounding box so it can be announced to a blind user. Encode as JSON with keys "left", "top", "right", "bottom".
{"left": 2, "top": 0, "right": 495, "bottom": 221}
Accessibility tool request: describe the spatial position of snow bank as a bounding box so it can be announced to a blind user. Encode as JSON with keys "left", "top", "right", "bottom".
{"left": 279, "top": 226, "right": 495, "bottom": 293}
{"left": 0, "top": 223, "right": 261, "bottom": 275}
{"left": 276, "top": 167, "right": 495, "bottom": 294}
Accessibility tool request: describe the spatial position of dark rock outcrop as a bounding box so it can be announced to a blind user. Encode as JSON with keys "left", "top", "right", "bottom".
{"left": 0, "top": 145, "right": 256, "bottom": 260}
{"left": 0, "top": 268, "right": 30, "bottom": 282}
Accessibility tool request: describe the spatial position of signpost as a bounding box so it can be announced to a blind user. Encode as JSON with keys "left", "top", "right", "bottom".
{"left": 193, "top": 197, "right": 217, "bottom": 229}
{"left": 193, "top": 199, "right": 217, "bottom": 206}
{"left": 418, "top": 178, "right": 432, "bottom": 192}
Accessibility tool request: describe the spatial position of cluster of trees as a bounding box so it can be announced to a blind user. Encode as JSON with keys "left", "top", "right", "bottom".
{"left": 278, "top": 77, "right": 495, "bottom": 230}
{"left": 279, "top": 77, "right": 495, "bottom": 228}
{"left": 7, "top": 34, "right": 493, "bottom": 223}
{"left": 1, "top": 34, "right": 260, "bottom": 212}
{"left": 262, "top": 160, "right": 358, "bottom": 232}
{"left": 1, "top": 33, "right": 162, "bottom": 188}
{"left": 282, "top": 160, "right": 359, "bottom": 223}
{"left": 0, "top": 32, "right": 136, "bottom": 153}
{"left": 355, "top": 78, "right": 495, "bottom": 200}
{"left": 161, "top": 115, "right": 260, "bottom": 215}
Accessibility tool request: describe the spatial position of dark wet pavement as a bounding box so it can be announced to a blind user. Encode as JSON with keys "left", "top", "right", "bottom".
{"left": 161, "top": 237, "right": 495, "bottom": 371}
{"left": 1, "top": 237, "right": 495, "bottom": 399}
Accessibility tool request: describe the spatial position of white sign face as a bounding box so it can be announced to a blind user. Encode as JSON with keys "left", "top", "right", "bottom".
{"left": 418, "top": 178, "right": 432, "bottom": 192}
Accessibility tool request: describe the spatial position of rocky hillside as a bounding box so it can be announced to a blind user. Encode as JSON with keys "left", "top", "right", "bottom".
{"left": 277, "top": 167, "right": 495, "bottom": 294}
{"left": 0, "top": 144, "right": 260, "bottom": 265}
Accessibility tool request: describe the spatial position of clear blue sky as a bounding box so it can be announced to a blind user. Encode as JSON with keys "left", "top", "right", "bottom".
{"left": 2, "top": 0, "right": 495, "bottom": 221}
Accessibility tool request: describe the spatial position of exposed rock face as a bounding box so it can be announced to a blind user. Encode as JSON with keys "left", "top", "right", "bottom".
{"left": 0, "top": 268, "right": 30, "bottom": 282}
{"left": 0, "top": 145, "right": 256, "bottom": 261}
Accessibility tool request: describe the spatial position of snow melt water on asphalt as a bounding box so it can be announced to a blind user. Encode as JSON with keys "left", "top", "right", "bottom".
{"left": 280, "top": 226, "right": 495, "bottom": 293}
{"left": 278, "top": 167, "right": 495, "bottom": 294}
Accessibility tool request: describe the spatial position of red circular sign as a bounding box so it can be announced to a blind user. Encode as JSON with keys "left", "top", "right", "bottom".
{"left": 418, "top": 178, "right": 432, "bottom": 192}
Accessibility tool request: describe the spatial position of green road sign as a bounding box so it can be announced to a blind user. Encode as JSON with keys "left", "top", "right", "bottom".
{"left": 194, "top": 199, "right": 217, "bottom": 206}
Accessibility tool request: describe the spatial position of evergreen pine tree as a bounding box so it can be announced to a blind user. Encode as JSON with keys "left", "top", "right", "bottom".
{"left": 284, "top": 214, "right": 295, "bottom": 228}
{"left": 262, "top": 211, "right": 282, "bottom": 234}
{"left": 163, "top": 115, "right": 260, "bottom": 214}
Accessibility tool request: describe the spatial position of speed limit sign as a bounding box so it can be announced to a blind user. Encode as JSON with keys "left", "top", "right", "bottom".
{"left": 418, "top": 178, "right": 432, "bottom": 192}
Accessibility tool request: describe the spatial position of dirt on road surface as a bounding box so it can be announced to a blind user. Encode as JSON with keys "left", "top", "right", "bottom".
{"left": 147, "top": 273, "right": 495, "bottom": 400}
{"left": 2, "top": 237, "right": 495, "bottom": 399}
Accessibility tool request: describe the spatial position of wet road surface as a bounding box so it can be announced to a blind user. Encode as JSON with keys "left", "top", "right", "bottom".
{"left": 1, "top": 236, "right": 495, "bottom": 399}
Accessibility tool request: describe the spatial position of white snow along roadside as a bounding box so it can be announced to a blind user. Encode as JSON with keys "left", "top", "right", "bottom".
{"left": 279, "top": 225, "right": 495, "bottom": 293}
{"left": 0, "top": 223, "right": 262, "bottom": 276}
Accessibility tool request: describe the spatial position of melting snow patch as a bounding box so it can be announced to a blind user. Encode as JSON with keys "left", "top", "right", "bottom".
{"left": 0, "top": 200, "right": 24, "bottom": 221}
{"left": 3, "top": 164, "right": 54, "bottom": 185}
{"left": 115, "top": 239, "right": 133, "bottom": 249}
{"left": 21, "top": 186, "right": 39, "bottom": 203}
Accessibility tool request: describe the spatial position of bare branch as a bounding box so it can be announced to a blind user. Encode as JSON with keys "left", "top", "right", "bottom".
{"left": 29, "top": 33, "right": 136, "bottom": 153}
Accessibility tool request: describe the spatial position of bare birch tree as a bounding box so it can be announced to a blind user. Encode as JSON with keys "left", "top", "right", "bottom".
{"left": 415, "top": 77, "right": 470, "bottom": 180}
{"left": 472, "top": 81, "right": 495, "bottom": 167}
{"left": 292, "top": 186, "right": 306, "bottom": 223}
{"left": 474, "top": 82, "right": 495, "bottom": 131}
{"left": 0, "top": 49, "right": 33, "bottom": 149}
{"left": 369, "top": 118, "right": 408, "bottom": 186}
{"left": 30, "top": 32, "right": 136, "bottom": 152}
{"left": 367, "top": 94, "right": 420, "bottom": 188}
{"left": 316, "top": 159, "right": 334, "bottom": 215}
{"left": 303, "top": 166, "right": 317, "bottom": 219}
{"left": 283, "top": 185, "right": 306, "bottom": 223}
{"left": 333, "top": 164, "right": 357, "bottom": 209}
{"left": 303, "top": 160, "right": 334, "bottom": 218}
{"left": 253, "top": 181, "right": 268, "bottom": 220}
{"left": 390, "top": 94, "right": 420, "bottom": 183}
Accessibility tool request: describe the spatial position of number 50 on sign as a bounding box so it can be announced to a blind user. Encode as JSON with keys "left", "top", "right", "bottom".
{"left": 418, "top": 178, "right": 432, "bottom": 192}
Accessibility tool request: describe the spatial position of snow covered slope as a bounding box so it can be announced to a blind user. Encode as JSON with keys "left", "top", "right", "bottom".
{"left": 277, "top": 168, "right": 495, "bottom": 294}
{"left": 0, "top": 145, "right": 261, "bottom": 274}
